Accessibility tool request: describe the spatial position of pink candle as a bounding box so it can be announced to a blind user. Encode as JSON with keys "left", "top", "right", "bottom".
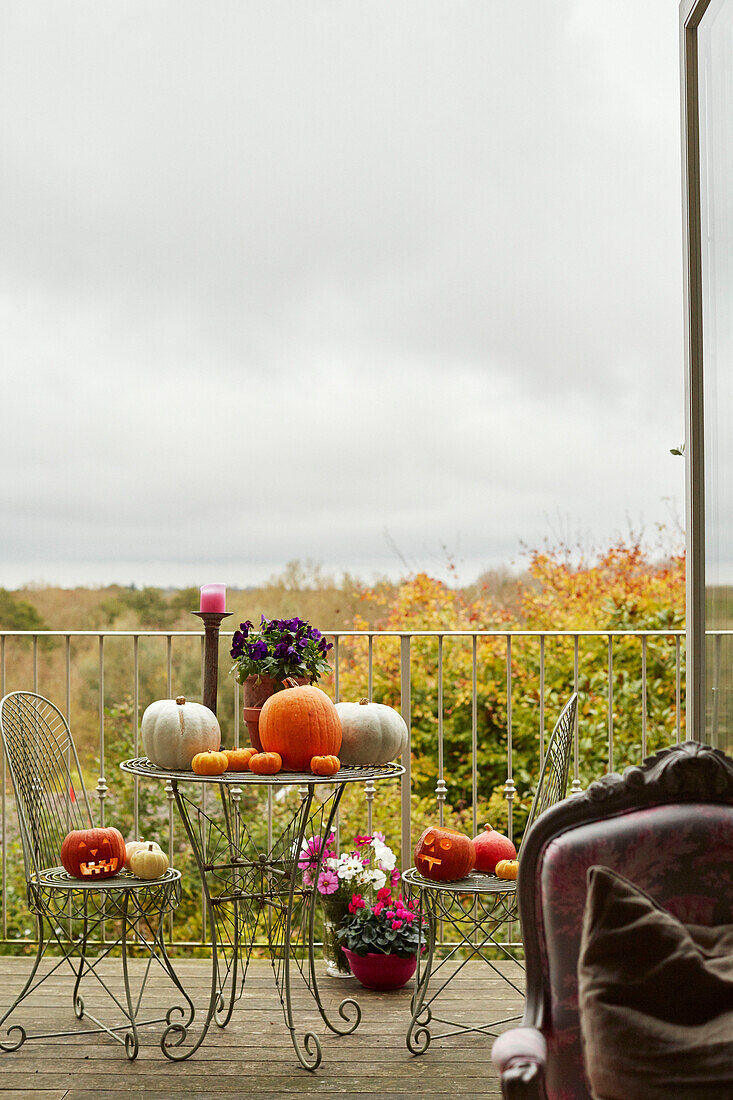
{"left": 199, "top": 583, "right": 226, "bottom": 613}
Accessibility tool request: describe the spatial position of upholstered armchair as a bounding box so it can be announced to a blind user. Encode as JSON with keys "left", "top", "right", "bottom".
{"left": 491, "top": 741, "right": 733, "bottom": 1099}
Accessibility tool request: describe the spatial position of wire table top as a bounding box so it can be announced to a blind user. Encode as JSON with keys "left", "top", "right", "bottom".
{"left": 402, "top": 867, "right": 517, "bottom": 896}
{"left": 121, "top": 758, "right": 405, "bottom": 786}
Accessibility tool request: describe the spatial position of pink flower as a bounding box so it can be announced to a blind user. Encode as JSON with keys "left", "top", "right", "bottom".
{"left": 353, "top": 834, "right": 373, "bottom": 847}
{"left": 373, "top": 901, "right": 385, "bottom": 916}
{"left": 376, "top": 887, "right": 392, "bottom": 902}
{"left": 302, "top": 869, "right": 313, "bottom": 888}
{"left": 391, "top": 919, "right": 403, "bottom": 930}
{"left": 317, "top": 869, "right": 339, "bottom": 895}
{"left": 348, "top": 893, "right": 366, "bottom": 914}
{"left": 399, "top": 911, "right": 415, "bottom": 924}
{"left": 390, "top": 868, "right": 401, "bottom": 887}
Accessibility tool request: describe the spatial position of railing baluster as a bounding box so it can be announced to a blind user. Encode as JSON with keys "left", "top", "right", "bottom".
{"left": 133, "top": 636, "right": 140, "bottom": 838}
{"left": 400, "top": 635, "right": 412, "bottom": 868}
{"left": 571, "top": 634, "right": 582, "bottom": 794}
{"left": 364, "top": 634, "right": 375, "bottom": 832}
{"left": 234, "top": 680, "right": 240, "bottom": 749}
{"left": 642, "top": 636, "right": 648, "bottom": 759}
{"left": 97, "top": 636, "right": 107, "bottom": 825}
{"left": 436, "top": 636, "right": 446, "bottom": 827}
{"left": 539, "top": 634, "right": 545, "bottom": 764}
{"left": 166, "top": 635, "right": 173, "bottom": 697}
{"left": 675, "top": 635, "right": 682, "bottom": 743}
{"left": 367, "top": 634, "right": 373, "bottom": 702}
{"left": 32, "top": 635, "right": 38, "bottom": 693}
{"left": 503, "top": 636, "right": 515, "bottom": 842}
{"left": 607, "top": 635, "right": 614, "bottom": 774}
{"left": 471, "top": 635, "right": 478, "bottom": 842}
{"left": 334, "top": 636, "right": 340, "bottom": 703}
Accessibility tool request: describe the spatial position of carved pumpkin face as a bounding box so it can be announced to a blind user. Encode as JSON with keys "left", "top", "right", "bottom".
{"left": 414, "top": 826, "right": 475, "bottom": 882}
{"left": 61, "top": 827, "right": 126, "bottom": 881}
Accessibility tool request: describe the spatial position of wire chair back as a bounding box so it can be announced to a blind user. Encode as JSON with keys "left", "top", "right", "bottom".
{"left": 0, "top": 692, "right": 94, "bottom": 879}
{"left": 521, "top": 692, "right": 577, "bottom": 845}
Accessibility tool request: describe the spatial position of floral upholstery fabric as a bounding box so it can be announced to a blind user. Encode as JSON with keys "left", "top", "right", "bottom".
{"left": 536, "top": 802, "right": 733, "bottom": 1100}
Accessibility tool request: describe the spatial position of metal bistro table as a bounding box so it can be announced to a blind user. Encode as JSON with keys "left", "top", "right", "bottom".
{"left": 402, "top": 868, "right": 523, "bottom": 1052}
{"left": 120, "top": 758, "right": 403, "bottom": 1068}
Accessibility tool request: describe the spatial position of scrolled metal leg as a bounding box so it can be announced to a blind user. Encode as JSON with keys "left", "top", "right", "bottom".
{"left": 161, "top": 783, "right": 221, "bottom": 1061}
{"left": 304, "top": 786, "right": 361, "bottom": 1037}
{"left": 0, "top": 914, "right": 46, "bottom": 1052}
{"left": 406, "top": 897, "right": 435, "bottom": 1055}
{"left": 120, "top": 894, "right": 140, "bottom": 1061}
{"left": 156, "top": 930, "right": 195, "bottom": 1030}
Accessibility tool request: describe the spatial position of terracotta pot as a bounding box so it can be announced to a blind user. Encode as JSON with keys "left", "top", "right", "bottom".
{"left": 241, "top": 675, "right": 310, "bottom": 752}
{"left": 342, "top": 947, "right": 418, "bottom": 991}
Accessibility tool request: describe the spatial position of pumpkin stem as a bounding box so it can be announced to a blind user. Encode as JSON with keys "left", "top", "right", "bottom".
{"left": 359, "top": 698, "right": 369, "bottom": 705}
{"left": 282, "top": 677, "right": 301, "bottom": 689}
{"left": 147, "top": 843, "right": 155, "bottom": 851}
{"left": 484, "top": 823, "right": 492, "bottom": 831}
{"left": 176, "top": 695, "right": 186, "bottom": 705}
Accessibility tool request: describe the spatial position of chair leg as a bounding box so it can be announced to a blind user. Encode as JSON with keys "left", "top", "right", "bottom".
{"left": 120, "top": 894, "right": 139, "bottom": 1060}
{"left": 71, "top": 902, "right": 90, "bottom": 1019}
{"left": 0, "top": 914, "right": 47, "bottom": 1052}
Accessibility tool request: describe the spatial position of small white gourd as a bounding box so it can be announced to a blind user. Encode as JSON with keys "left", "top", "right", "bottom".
{"left": 129, "top": 842, "right": 169, "bottom": 881}
{"left": 124, "top": 837, "right": 163, "bottom": 871}
{"left": 334, "top": 699, "right": 408, "bottom": 765}
{"left": 142, "top": 695, "right": 221, "bottom": 770}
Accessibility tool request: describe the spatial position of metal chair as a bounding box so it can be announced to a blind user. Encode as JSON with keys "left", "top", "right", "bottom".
{"left": 0, "top": 691, "right": 193, "bottom": 1059}
{"left": 403, "top": 692, "right": 578, "bottom": 1052}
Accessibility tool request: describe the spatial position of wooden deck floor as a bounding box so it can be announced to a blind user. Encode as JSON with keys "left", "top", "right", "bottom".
{"left": 0, "top": 955, "right": 523, "bottom": 1098}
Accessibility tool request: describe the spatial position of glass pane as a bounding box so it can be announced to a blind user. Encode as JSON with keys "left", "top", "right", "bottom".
{"left": 699, "top": 0, "right": 733, "bottom": 750}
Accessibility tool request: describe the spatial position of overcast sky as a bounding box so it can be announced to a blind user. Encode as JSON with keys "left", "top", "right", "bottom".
{"left": 0, "top": 1, "right": 686, "bottom": 589}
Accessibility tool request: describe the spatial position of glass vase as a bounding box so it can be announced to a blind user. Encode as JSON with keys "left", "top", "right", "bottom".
{"left": 321, "top": 898, "right": 353, "bottom": 978}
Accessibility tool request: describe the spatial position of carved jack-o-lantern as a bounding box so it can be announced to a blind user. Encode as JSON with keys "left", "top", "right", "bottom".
{"left": 414, "top": 826, "right": 475, "bottom": 882}
{"left": 61, "top": 827, "right": 126, "bottom": 880}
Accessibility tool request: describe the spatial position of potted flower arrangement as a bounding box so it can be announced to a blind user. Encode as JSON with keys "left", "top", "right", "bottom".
{"left": 230, "top": 616, "right": 333, "bottom": 749}
{"left": 298, "top": 831, "right": 401, "bottom": 977}
{"left": 337, "top": 889, "right": 423, "bottom": 990}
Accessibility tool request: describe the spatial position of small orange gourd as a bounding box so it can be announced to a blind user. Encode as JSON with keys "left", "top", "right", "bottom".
{"left": 191, "top": 750, "right": 229, "bottom": 776}
{"left": 249, "top": 751, "right": 282, "bottom": 775}
{"left": 224, "top": 747, "right": 257, "bottom": 771}
{"left": 495, "top": 859, "right": 519, "bottom": 880}
{"left": 310, "top": 754, "right": 340, "bottom": 776}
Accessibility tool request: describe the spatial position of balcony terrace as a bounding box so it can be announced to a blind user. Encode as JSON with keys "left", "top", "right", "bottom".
{"left": 0, "top": 626, "right": 687, "bottom": 1095}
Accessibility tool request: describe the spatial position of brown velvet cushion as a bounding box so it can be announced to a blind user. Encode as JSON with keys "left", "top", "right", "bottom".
{"left": 578, "top": 866, "right": 733, "bottom": 1100}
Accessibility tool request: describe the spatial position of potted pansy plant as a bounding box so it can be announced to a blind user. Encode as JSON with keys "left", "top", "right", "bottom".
{"left": 230, "top": 616, "right": 333, "bottom": 749}
{"left": 298, "top": 831, "right": 401, "bottom": 977}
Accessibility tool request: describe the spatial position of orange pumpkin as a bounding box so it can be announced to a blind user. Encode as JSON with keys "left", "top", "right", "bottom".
{"left": 249, "top": 751, "right": 282, "bottom": 775}
{"left": 61, "top": 827, "right": 126, "bottom": 880}
{"left": 310, "top": 754, "right": 340, "bottom": 776}
{"left": 191, "top": 750, "right": 229, "bottom": 776}
{"left": 414, "top": 826, "right": 475, "bottom": 882}
{"left": 495, "top": 859, "right": 519, "bottom": 881}
{"left": 224, "top": 747, "right": 257, "bottom": 771}
{"left": 259, "top": 679, "right": 342, "bottom": 771}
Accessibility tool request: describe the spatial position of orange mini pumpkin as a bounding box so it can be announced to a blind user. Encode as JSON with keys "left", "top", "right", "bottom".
{"left": 249, "top": 751, "right": 282, "bottom": 775}
{"left": 414, "top": 826, "right": 476, "bottom": 882}
{"left": 224, "top": 747, "right": 257, "bottom": 771}
{"left": 61, "top": 827, "right": 126, "bottom": 880}
{"left": 310, "top": 754, "right": 340, "bottom": 776}
{"left": 191, "top": 750, "right": 229, "bottom": 776}
{"left": 495, "top": 859, "right": 519, "bottom": 881}
{"left": 259, "top": 679, "right": 342, "bottom": 771}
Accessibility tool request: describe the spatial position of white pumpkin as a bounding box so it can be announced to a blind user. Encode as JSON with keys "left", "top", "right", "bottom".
{"left": 334, "top": 699, "right": 408, "bottom": 765}
{"left": 124, "top": 837, "right": 163, "bottom": 871}
{"left": 141, "top": 695, "right": 221, "bottom": 770}
{"left": 129, "top": 842, "right": 169, "bottom": 880}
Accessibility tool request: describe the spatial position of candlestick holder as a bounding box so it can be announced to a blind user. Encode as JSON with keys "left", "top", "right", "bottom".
{"left": 193, "top": 611, "right": 232, "bottom": 717}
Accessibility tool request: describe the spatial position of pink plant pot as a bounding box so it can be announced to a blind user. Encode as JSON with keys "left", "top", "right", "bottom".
{"left": 342, "top": 948, "right": 418, "bottom": 991}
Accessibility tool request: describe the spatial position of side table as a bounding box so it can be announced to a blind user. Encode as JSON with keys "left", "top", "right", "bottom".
{"left": 402, "top": 868, "right": 524, "bottom": 1053}
{"left": 121, "top": 758, "right": 403, "bottom": 1069}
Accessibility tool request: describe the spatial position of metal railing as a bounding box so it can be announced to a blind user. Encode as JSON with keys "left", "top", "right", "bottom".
{"left": 0, "top": 627, "right": 686, "bottom": 947}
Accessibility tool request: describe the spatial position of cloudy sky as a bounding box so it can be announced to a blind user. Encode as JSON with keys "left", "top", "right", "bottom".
{"left": 1, "top": 1, "right": 686, "bottom": 589}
